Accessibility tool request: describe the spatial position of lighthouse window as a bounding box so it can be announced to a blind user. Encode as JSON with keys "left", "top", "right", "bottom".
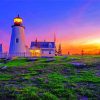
{"left": 16, "top": 38, "right": 19, "bottom": 43}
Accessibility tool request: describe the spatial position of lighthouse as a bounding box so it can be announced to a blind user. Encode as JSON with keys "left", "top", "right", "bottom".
{"left": 0, "top": 44, "right": 2, "bottom": 53}
{"left": 9, "top": 15, "right": 26, "bottom": 56}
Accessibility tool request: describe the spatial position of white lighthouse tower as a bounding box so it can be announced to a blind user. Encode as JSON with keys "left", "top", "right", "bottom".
{"left": 9, "top": 15, "right": 26, "bottom": 56}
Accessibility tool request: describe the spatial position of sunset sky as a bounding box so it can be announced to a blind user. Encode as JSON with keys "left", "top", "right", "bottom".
{"left": 0, "top": 0, "right": 100, "bottom": 54}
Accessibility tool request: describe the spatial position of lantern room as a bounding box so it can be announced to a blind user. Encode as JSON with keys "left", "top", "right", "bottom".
{"left": 14, "top": 15, "right": 23, "bottom": 26}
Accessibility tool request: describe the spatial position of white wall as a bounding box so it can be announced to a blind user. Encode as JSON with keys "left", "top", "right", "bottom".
{"left": 9, "top": 26, "right": 26, "bottom": 55}
{"left": 41, "top": 48, "right": 55, "bottom": 57}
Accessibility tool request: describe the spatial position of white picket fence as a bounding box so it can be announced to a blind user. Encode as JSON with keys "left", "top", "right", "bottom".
{"left": 0, "top": 52, "right": 32, "bottom": 58}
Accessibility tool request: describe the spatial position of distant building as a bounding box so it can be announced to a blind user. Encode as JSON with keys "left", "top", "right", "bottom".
{"left": 30, "top": 41, "right": 55, "bottom": 57}
{"left": 0, "top": 44, "right": 2, "bottom": 53}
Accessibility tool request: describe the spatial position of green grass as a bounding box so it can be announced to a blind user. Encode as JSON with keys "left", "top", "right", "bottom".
{"left": 20, "top": 72, "right": 38, "bottom": 79}
{"left": 0, "top": 58, "right": 30, "bottom": 67}
{"left": 66, "top": 71, "right": 100, "bottom": 83}
{"left": 0, "top": 56, "right": 100, "bottom": 99}
{"left": 0, "top": 73, "right": 13, "bottom": 80}
{"left": 75, "top": 87, "right": 96, "bottom": 98}
{"left": 41, "top": 92, "right": 59, "bottom": 100}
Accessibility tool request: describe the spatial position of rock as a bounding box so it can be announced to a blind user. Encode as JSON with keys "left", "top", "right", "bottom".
{"left": 36, "top": 69, "right": 44, "bottom": 74}
{"left": 79, "top": 96, "right": 88, "bottom": 100}
{"left": 46, "top": 58, "right": 55, "bottom": 62}
{"left": 71, "top": 58, "right": 77, "bottom": 60}
{"left": 61, "top": 68, "right": 70, "bottom": 74}
{"left": 1, "top": 66, "right": 8, "bottom": 70}
{"left": 44, "top": 79, "right": 49, "bottom": 83}
{"left": 62, "top": 56, "right": 67, "bottom": 59}
{"left": 71, "top": 62, "right": 86, "bottom": 68}
{"left": 17, "top": 77, "right": 26, "bottom": 82}
{"left": 95, "top": 72, "right": 100, "bottom": 77}
{"left": 27, "top": 58, "right": 38, "bottom": 62}
{"left": 6, "top": 57, "right": 12, "bottom": 61}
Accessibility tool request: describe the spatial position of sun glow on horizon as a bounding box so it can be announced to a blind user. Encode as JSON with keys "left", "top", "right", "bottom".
{"left": 61, "top": 38, "right": 100, "bottom": 54}
{"left": 84, "top": 39, "right": 100, "bottom": 45}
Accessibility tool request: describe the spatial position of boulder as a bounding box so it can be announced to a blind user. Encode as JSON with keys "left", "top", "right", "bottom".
{"left": 71, "top": 62, "right": 86, "bottom": 68}
{"left": 27, "top": 58, "right": 38, "bottom": 62}
{"left": 1, "top": 66, "right": 8, "bottom": 70}
{"left": 46, "top": 58, "right": 55, "bottom": 62}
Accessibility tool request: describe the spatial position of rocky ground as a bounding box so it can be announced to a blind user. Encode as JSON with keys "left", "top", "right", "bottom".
{"left": 0, "top": 56, "right": 100, "bottom": 100}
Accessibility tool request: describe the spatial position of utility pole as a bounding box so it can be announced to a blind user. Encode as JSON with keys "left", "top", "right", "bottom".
{"left": 81, "top": 49, "right": 84, "bottom": 56}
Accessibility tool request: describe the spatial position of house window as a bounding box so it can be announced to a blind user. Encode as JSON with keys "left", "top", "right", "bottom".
{"left": 16, "top": 38, "right": 19, "bottom": 43}
{"left": 49, "top": 43, "right": 52, "bottom": 48}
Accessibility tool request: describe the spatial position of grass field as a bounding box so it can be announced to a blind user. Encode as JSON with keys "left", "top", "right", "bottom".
{"left": 0, "top": 55, "right": 100, "bottom": 100}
